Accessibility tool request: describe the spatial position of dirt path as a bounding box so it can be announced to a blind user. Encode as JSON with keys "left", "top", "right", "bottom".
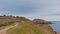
{"left": 0, "top": 22, "right": 19, "bottom": 34}
{"left": 0, "top": 22, "right": 54, "bottom": 34}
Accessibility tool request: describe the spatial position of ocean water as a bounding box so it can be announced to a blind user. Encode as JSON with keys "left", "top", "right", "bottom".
{"left": 51, "top": 21, "right": 60, "bottom": 32}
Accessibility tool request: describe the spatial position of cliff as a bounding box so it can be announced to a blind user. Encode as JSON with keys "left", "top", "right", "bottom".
{"left": 33, "top": 19, "right": 57, "bottom": 34}
{"left": 0, "top": 16, "right": 59, "bottom": 34}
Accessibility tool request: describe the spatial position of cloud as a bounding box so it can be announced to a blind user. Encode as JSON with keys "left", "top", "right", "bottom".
{"left": 0, "top": 0, "right": 42, "bottom": 15}
{"left": 0, "top": 0, "right": 60, "bottom": 21}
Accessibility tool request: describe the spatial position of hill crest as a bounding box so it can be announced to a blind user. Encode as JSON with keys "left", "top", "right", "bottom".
{"left": 0, "top": 16, "right": 58, "bottom": 34}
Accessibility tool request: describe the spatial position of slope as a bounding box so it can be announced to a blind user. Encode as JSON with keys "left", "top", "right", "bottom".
{"left": 6, "top": 20, "right": 52, "bottom": 34}
{"left": 0, "top": 22, "right": 19, "bottom": 34}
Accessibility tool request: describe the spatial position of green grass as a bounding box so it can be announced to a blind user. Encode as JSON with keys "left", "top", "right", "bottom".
{"left": 7, "top": 21, "right": 44, "bottom": 34}
{"left": 0, "top": 22, "right": 14, "bottom": 27}
{"left": 0, "top": 21, "right": 15, "bottom": 30}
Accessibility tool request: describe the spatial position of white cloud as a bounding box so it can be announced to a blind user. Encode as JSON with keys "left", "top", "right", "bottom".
{"left": 25, "top": 0, "right": 60, "bottom": 21}
{"left": 0, "top": 0, "right": 60, "bottom": 21}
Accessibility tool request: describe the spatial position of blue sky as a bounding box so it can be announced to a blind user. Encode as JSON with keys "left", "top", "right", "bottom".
{"left": 0, "top": 0, "right": 60, "bottom": 21}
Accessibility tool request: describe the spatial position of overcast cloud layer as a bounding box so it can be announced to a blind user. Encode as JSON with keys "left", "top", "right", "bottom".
{"left": 0, "top": 0, "right": 60, "bottom": 21}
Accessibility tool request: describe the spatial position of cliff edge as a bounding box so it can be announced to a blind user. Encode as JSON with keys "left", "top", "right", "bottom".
{"left": 0, "top": 16, "right": 59, "bottom": 34}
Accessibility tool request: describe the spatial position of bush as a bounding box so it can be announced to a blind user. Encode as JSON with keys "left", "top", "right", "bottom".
{"left": 3, "top": 14, "right": 6, "bottom": 16}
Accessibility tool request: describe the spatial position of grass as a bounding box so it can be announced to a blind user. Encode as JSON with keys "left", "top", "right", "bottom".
{"left": 0, "top": 22, "right": 15, "bottom": 30}
{"left": 0, "top": 22, "right": 15, "bottom": 27}
{"left": 7, "top": 21, "right": 45, "bottom": 34}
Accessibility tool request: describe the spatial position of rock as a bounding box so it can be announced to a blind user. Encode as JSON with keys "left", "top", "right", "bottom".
{"left": 33, "top": 19, "right": 55, "bottom": 34}
{"left": 33, "top": 19, "right": 52, "bottom": 24}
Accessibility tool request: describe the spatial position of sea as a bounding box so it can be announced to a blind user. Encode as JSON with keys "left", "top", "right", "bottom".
{"left": 51, "top": 21, "right": 60, "bottom": 32}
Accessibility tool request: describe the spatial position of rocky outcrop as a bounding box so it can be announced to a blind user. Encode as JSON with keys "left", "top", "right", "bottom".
{"left": 33, "top": 19, "right": 52, "bottom": 24}
{"left": 33, "top": 19, "right": 58, "bottom": 34}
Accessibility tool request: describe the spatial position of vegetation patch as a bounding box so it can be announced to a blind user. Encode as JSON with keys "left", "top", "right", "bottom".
{"left": 0, "top": 22, "right": 15, "bottom": 27}
{"left": 7, "top": 21, "right": 44, "bottom": 34}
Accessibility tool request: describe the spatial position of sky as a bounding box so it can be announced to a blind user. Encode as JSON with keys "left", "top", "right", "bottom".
{"left": 0, "top": 0, "right": 60, "bottom": 21}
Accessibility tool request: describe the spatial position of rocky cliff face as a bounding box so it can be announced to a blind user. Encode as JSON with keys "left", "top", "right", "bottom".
{"left": 33, "top": 19, "right": 58, "bottom": 34}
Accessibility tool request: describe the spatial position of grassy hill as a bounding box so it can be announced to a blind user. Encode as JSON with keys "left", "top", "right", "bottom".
{"left": 6, "top": 21, "right": 47, "bottom": 34}
{"left": 0, "top": 16, "right": 58, "bottom": 34}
